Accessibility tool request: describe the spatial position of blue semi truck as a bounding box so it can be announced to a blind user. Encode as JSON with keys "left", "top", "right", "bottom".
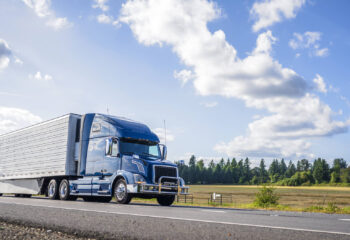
{"left": 0, "top": 113, "right": 188, "bottom": 206}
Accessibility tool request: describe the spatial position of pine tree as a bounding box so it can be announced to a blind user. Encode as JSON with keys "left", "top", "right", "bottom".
{"left": 285, "top": 161, "right": 296, "bottom": 178}
{"left": 259, "top": 159, "right": 268, "bottom": 183}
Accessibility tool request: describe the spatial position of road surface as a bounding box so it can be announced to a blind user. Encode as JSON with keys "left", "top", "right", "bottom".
{"left": 0, "top": 196, "right": 349, "bottom": 240}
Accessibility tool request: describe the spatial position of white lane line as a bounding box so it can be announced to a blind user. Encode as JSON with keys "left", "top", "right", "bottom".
{"left": 0, "top": 201, "right": 350, "bottom": 236}
{"left": 201, "top": 210, "right": 226, "bottom": 213}
{"left": 339, "top": 219, "right": 350, "bottom": 221}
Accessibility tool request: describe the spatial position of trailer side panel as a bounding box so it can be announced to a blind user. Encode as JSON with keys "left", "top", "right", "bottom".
{"left": 0, "top": 114, "right": 80, "bottom": 180}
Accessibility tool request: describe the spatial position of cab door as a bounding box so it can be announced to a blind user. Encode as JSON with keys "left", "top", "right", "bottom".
{"left": 91, "top": 138, "right": 121, "bottom": 196}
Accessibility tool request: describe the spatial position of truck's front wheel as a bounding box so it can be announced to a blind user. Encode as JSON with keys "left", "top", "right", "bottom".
{"left": 157, "top": 195, "right": 175, "bottom": 206}
{"left": 114, "top": 179, "right": 132, "bottom": 204}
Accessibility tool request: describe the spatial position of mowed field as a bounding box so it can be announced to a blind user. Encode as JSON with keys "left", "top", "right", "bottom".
{"left": 187, "top": 185, "right": 350, "bottom": 209}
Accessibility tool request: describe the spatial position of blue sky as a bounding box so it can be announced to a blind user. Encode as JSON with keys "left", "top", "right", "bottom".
{"left": 0, "top": 0, "right": 349, "bottom": 166}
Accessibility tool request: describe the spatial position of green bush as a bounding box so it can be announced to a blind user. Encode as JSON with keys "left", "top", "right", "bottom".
{"left": 254, "top": 185, "right": 280, "bottom": 208}
{"left": 326, "top": 202, "right": 339, "bottom": 213}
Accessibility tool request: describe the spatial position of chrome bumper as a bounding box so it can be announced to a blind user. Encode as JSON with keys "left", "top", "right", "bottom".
{"left": 133, "top": 176, "right": 189, "bottom": 195}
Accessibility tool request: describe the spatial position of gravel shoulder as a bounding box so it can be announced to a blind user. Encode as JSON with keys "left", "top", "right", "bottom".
{"left": 0, "top": 220, "right": 95, "bottom": 240}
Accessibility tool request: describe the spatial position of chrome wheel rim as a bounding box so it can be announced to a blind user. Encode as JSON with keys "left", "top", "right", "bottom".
{"left": 60, "top": 184, "right": 67, "bottom": 197}
{"left": 48, "top": 183, "right": 55, "bottom": 197}
{"left": 116, "top": 183, "right": 126, "bottom": 201}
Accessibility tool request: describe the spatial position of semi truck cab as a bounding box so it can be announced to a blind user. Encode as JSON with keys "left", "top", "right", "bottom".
{"left": 56, "top": 113, "right": 189, "bottom": 206}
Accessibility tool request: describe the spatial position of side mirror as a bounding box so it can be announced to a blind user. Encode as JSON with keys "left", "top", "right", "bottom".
{"left": 105, "top": 138, "right": 112, "bottom": 156}
{"left": 160, "top": 144, "right": 167, "bottom": 160}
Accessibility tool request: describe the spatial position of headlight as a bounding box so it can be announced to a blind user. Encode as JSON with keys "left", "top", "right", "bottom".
{"left": 134, "top": 174, "right": 146, "bottom": 184}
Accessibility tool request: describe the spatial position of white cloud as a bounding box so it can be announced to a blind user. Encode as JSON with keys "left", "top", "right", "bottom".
{"left": 22, "top": 0, "right": 51, "bottom": 17}
{"left": 0, "top": 39, "right": 12, "bottom": 70}
{"left": 314, "top": 48, "right": 329, "bottom": 57}
{"left": 153, "top": 128, "right": 175, "bottom": 143}
{"left": 201, "top": 102, "right": 218, "bottom": 108}
{"left": 14, "top": 56, "right": 24, "bottom": 65}
{"left": 289, "top": 31, "right": 329, "bottom": 57}
{"left": 250, "top": 0, "right": 306, "bottom": 32}
{"left": 22, "top": 0, "right": 72, "bottom": 30}
{"left": 313, "top": 74, "right": 327, "bottom": 93}
{"left": 0, "top": 107, "right": 42, "bottom": 134}
{"left": 92, "top": 0, "right": 109, "bottom": 12}
{"left": 29, "top": 71, "right": 53, "bottom": 81}
{"left": 174, "top": 69, "right": 195, "bottom": 86}
{"left": 119, "top": 0, "right": 349, "bottom": 159}
{"left": 97, "top": 14, "right": 112, "bottom": 24}
{"left": 46, "top": 17, "right": 72, "bottom": 30}
{"left": 96, "top": 14, "right": 121, "bottom": 27}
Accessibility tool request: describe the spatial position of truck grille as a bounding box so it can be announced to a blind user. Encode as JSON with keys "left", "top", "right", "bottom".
{"left": 154, "top": 166, "right": 177, "bottom": 184}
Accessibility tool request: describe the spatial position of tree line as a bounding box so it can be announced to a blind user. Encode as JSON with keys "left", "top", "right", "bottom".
{"left": 176, "top": 156, "right": 350, "bottom": 186}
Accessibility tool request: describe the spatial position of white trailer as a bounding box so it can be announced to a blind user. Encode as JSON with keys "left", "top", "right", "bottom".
{"left": 0, "top": 114, "right": 81, "bottom": 195}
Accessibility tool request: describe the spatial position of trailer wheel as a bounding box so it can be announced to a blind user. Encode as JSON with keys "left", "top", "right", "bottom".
{"left": 47, "top": 179, "right": 59, "bottom": 200}
{"left": 157, "top": 195, "right": 175, "bottom": 206}
{"left": 114, "top": 179, "right": 132, "bottom": 204}
{"left": 59, "top": 179, "right": 76, "bottom": 201}
{"left": 0, "top": 193, "right": 3, "bottom": 197}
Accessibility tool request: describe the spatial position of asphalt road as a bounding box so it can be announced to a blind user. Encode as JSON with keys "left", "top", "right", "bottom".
{"left": 0, "top": 196, "right": 350, "bottom": 240}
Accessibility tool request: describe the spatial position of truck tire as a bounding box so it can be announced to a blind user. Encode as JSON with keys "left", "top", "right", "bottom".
{"left": 47, "top": 179, "right": 59, "bottom": 200}
{"left": 0, "top": 193, "right": 3, "bottom": 197}
{"left": 59, "top": 179, "right": 77, "bottom": 201}
{"left": 114, "top": 179, "right": 132, "bottom": 204}
{"left": 157, "top": 195, "right": 175, "bottom": 206}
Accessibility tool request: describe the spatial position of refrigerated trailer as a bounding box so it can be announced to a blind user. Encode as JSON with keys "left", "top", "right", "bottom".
{"left": 0, "top": 113, "right": 188, "bottom": 206}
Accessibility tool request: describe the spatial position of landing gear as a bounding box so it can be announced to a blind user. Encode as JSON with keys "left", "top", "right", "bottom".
{"left": 157, "top": 195, "right": 175, "bottom": 206}
{"left": 47, "top": 179, "right": 59, "bottom": 200}
{"left": 114, "top": 179, "right": 132, "bottom": 204}
{"left": 59, "top": 179, "right": 77, "bottom": 201}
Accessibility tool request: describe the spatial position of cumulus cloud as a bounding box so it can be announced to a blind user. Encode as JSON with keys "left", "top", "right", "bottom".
{"left": 153, "top": 128, "right": 175, "bottom": 144}
{"left": 250, "top": 0, "right": 306, "bottom": 32}
{"left": 29, "top": 71, "right": 53, "bottom": 81}
{"left": 0, "top": 39, "right": 12, "bottom": 70}
{"left": 0, "top": 107, "right": 42, "bottom": 134}
{"left": 289, "top": 31, "right": 329, "bottom": 57}
{"left": 96, "top": 14, "right": 121, "bottom": 27}
{"left": 22, "top": 0, "right": 72, "bottom": 30}
{"left": 92, "top": 0, "right": 109, "bottom": 12}
{"left": 313, "top": 74, "right": 327, "bottom": 93}
{"left": 14, "top": 56, "right": 24, "bottom": 65}
{"left": 119, "top": 0, "right": 349, "bottom": 159}
{"left": 46, "top": 17, "right": 72, "bottom": 30}
{"left": 174, "top": 69, "right": 195, "bottom": 87}
{"left": 97, "top": 14, "right": 112, "bottom": 24}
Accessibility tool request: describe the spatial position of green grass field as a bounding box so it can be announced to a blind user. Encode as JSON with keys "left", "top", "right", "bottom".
{"left": 188, "top": 185, "right": 350, "bottom": 209}
{"left": 133, "top": 185, "right": 350, "bottom": 213}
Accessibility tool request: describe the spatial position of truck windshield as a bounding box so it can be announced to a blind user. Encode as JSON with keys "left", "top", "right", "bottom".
{"left": 119, "top": 139, "right": 160, "bottom": 159}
